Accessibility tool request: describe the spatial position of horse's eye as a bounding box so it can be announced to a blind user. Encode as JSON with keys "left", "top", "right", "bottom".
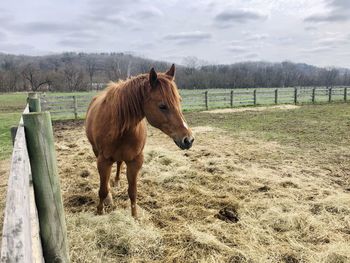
{"left": 159, "top": 104, "right": 168, "bottom": 111}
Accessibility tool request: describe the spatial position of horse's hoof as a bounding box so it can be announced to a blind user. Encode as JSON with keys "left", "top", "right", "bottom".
{"left": 104, "top": 192, "right": 113, "bottom": 206}
{"left": 97, "top": 207, "right": 104, "bottom": 215}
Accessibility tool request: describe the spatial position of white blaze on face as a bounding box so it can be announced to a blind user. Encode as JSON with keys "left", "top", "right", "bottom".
{"left": 182, "top": 118, "right": 188, "bottom": 129}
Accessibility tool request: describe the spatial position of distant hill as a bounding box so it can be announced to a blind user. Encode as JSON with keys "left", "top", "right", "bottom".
{"left": 0, "top": 52, "right": 349, "bottom": 92}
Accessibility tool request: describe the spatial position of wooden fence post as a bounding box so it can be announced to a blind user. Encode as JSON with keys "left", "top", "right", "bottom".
{"left": 253, "top": 89, "right": 257, "bottom": 105}
{"left": 73, "top": 96, "right": 78, "bottom": 120}
{"left": 28, "top": 92, "right": 38, "bottom": 99}
{"left": 205, "top": 91, "right": 208, "bottom": 110}
{"left": 274, "top": 89, "right": 278, "bottom": 104}
{"left": 294, "top": 87, "right": 298, "bottom": 104}
{"left": 312, "top": 88, "right": 316, "bottom": 103}
{"left": 28, "top": 96, "right": 41, "bottom": 113}
{"left": 22, "top": 111, "right": 70, "bottom": 263}
{"left": 344, "top": 87, "right": 347, "bottom": 102}
{"left": 328, "top": 87, "right": 332, "bottom": 102}
{"left": 230, "top": 90, "right": 233, "bottom": 108}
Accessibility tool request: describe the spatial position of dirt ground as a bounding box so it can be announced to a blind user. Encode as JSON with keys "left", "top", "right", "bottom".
{"left": 1, "top": 105, "right": 350, "bottom": 262}
{"left": 203, "top": 105, "right": 300, "bottom": 114}
{"left": 51, "top": 115, "right": 350, "bottom": 263}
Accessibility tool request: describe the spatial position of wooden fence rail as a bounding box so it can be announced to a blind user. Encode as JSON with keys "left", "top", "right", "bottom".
{"left": 40, "top": 86, "right": 350, "bottom": 119}
{"left": 1, "top": 94, "right": 69, "bottom": 262}
{"left": 1, "top": 105, "right": 44, "bottom": 263}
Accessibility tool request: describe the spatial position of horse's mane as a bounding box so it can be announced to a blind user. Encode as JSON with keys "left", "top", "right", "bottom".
{"left": 103, "top": 73, "right": 180, "bottom": 137}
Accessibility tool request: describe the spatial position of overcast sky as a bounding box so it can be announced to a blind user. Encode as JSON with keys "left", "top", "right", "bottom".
{"left": 0, "top": 0, "right": 349, "bottom": 67}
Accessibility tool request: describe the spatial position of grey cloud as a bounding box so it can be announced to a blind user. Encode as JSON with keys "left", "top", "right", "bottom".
{"left": 136, "top": 7, "right": 163, "bottom": 19}
{"left": 227, "top": 45, "right": 247, "bottom": 53}
{"left": 163, "top": 31, "right": 212, "bottom": 43}
{"left": 244, "top": 53, "right": 258, "bottom": 59}
{"left": 300, "top": 46, "right": 334, "bottom": 53}
{"left": 58, "top": 38, "right": 94, "bottom": 48}
{"left": 304, "top": 13, "right": 348, "bottom": 22}
{"left": 215, "top": 10, "right": 267, "bottom": 25}
{"left": 0, "top": 43, "right": 36, "bottom": 54}
{"left": 10, "top": 22, "right": 85, "bottom": 35}
{"left": 327, "top": 0, "right": 350, "bottom": 9}
{"left": 245, "top": 34, "right": 268, "bottom": 41}
{"left": 304, "top": 26, "right": 318, "bottom": 31}
{"left": 0, "top": 31, "right": 6, "bottom": 41}
{"left": 304, "top": 0, "right": 350, "bottom": 22}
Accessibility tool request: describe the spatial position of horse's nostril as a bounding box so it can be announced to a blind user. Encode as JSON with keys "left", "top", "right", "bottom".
{"left": 182, "top": 136, "right": 194, "bottom": 147}
{"left": 183, "top": 137, "right": 190, "bottom": 145}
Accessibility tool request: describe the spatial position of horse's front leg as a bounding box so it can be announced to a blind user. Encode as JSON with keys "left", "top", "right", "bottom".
{"left": 125, "top": 153, "right": 143, "bottom": 218}
{"left": 97, "top": 155, "right": 114, "bottom": 215}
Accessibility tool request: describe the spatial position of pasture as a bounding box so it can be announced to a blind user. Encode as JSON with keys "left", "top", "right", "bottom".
{"left": 0, "top": 93, "right": 350, "bottom": 262}
{"left": 2, "top": 103, "right": 349, "bottom": 262}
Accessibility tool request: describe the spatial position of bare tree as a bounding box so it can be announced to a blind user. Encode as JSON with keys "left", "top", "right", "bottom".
{"left": 85, "top": 57, "right": 97, "bottom": 89}
{"left": 21, "top": 63, "right": 50, "bottom": 91}
{"left": 105, "top": 57, "right": 122, "bottom": 81}
{"left": 324, "top": 68, "right": 339, "bottom": 88}
{"left": 63, "top": 63, "right": 85, "bottom": 91}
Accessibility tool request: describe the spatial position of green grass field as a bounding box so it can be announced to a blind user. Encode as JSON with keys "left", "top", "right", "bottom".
{"left": 0, "top": 93, "right": 28, "bottom": 159}
{"left": 0, "top": 89, "right": 349, "bottom": 160}
{"left": 186, "top": 103, "right": 350, "bottom": 148}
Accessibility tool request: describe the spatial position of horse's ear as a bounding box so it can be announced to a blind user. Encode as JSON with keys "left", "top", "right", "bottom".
{"left": 149, "top": 67, "right": 158, "bottom": 88}
{"left": 166, "top": 64, "right": 175, "bottom": 79}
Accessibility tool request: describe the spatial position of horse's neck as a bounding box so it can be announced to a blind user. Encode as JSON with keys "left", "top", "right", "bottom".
{"left": 109, "top": 77, "right": 147, "bottom": 136}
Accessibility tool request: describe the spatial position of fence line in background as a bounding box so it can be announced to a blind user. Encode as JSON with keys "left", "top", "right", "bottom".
{"left": 40, "top": 86, "right": 350, "bottom": 119}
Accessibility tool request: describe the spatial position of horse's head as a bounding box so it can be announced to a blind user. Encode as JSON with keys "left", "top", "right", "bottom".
{"left": 144, "top": 64, "right": 194, "bottom": 150}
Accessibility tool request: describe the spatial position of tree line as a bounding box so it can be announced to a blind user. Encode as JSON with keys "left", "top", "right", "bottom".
{"left": 0, "top": 52, "right": 349, "bottom": 92}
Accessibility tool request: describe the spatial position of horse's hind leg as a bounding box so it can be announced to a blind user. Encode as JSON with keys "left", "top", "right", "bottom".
{"left": 96, "top": 155, "right": 113, "bottom": 215}
{"left": 114, "top": 161, "right": 123, "bottom": 188}
{"left": 126, "top": 154, "right": 143, "bottom": 218}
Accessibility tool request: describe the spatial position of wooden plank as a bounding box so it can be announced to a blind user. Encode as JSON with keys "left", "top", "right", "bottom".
{"left": 73, "top": 96, "right": 78, "bottom": 120}
{"left": 1, "top": 105, "right": 44, "bottom": 263}
{"left": 204, "top": 91, "right": 208, "bottom": 110}
{"left": 253, "top": 89, "right": 257, "bottom": 105}
{"left": 275, "top": 89, "right": 278, "bottom": 104}
{"left": 23, "top": 112, "right": 70, "bottom": 263}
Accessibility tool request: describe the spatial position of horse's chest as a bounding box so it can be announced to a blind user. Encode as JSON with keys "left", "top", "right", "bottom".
{"left": 107, "top": 131, "right": 146, "bottom": 162}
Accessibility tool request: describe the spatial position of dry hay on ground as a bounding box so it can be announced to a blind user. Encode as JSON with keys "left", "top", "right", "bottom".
{"left": 204, "top": 104, "right": 300, "bottom": 114}
{"left": 52, "top": 120, "right": 350, "bottom": 263}
{"left": 0, "top": 116, "right": 349, "bottom": 262}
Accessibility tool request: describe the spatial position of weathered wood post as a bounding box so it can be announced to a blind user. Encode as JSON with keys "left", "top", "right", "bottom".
{"left": 274, "top": 89, "right": 278, "bottom": 104}
{"left": 205, "top": 91, "right": 208, "bottom": 110}
{"left": 28, "top": 93, "right": 41, "bottom": 112}
{"left": 294, "top": 87, "right": 298, "bottom": 104}
{"left": 344, "top": 87, "right": 347, "bottom": 102}
{"left": 230, "top": 90, "right": 233, "bottom": 108}
{"left": 253, "top": 89, "right": 257, "bottom": 105}
{"left": 22, "top": 111, "right": 70, "bottom": 263}
{"left": 328, "top": 87, "right": 332, "bottom": 103}
{"left": 312, "top": 88, "right": 316, "bottom": 103}
{"left": 73, "top": 96, "right": 78, "bottom": 120}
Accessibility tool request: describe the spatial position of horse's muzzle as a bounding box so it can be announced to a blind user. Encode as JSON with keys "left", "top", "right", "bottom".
{"left": 174, "top": 136, "right": 194, "bottom": 150}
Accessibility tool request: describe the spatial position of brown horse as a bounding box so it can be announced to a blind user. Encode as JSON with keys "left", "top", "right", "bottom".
{"left": 85, "top": 64, "right": 194, "bottom": 217}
